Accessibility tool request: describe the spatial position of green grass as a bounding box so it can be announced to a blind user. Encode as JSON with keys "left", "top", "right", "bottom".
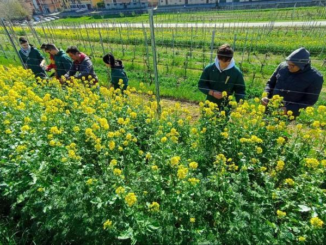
{"left": 52, "top": 6, "right": 326, "bottom": 25}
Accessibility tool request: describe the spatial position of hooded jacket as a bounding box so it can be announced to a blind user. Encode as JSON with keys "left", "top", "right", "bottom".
{"left": 65, "top": 53, "right": 98, "bottom": 83}
{"left": 53, "top": 49, "right": 72, "bottom": 78}
{"left": 110, "top": 60, "right": 128, "bottom": 90}
{"left": 265, "top": 60, "right": 323, "bottom": 116}
{"left": 198, "top": 58, "right": 246, "bottom": 106}
{"left": 19, "top": 46, "right": 46, "bottom": 78}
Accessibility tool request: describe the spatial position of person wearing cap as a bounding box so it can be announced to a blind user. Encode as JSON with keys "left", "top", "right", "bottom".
{"left": 262, "top": 47, "right": 324, "bottom": 116}
{"left": 103, "top": 53, "right": 128, "bottom": 91}
{"left": 63, "top": 46, "right": 98, "bottom": 86}
{"left": 198, "top": 44, "right": 246, "bottom": 108}
{"left": 40, "top": 43, "right": 56, "bottom": 77}
{"left": 18, "top": 37, "right": 47, "bottom": 78}
{"left": 44, "top": 44, "right": 72, "bottom": 80}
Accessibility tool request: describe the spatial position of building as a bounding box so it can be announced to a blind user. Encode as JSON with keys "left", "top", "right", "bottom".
{"left": 159, "top": 0, "right": 215, "bottom": 6}
{"left": 104, "top": 0, "right": 148, "bottom": 9}
{"left": 70, "top": 0, "right": 104, "bottom": 9}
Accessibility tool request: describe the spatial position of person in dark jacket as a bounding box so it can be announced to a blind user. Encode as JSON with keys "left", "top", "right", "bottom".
{"left": 40, "top": 43, "right": 56, "bottom": 78}
{"left": 44, "top": 44, "right": 72, "bottom": 80}
{"left": 262, "top": 47, "right": 324, "bottom": 116}
{"left": 103, "top": 53, "right": 128, "bottom": 91}
{"left": 18, "top": 37, "right": 47, "bottom": 78}
{"left": 64, "top": 46, "right": 98, "bottom": 86}
{"left": 198, "top": 44, "right": 246, "bottom": 107}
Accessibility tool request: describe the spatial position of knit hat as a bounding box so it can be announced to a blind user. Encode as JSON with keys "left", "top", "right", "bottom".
{"left": 286, "top": 47, "right": 310, "bottom": 70}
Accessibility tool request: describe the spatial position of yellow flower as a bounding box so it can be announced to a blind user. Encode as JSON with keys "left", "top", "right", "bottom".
{"left": 285, "top": 178, "right": 295, "bottom": 186}
{"left": 86, "top": 178, "right": 96, "bottom": 186}
{"left": 311, "top": 121, "right": 320, "bottom": 128}
{"left": 146, "top": 153, "right": 152, "bottom": 160}
{"left": 92, "top": 123, "right": 100, "bottom": 131}
{"left": 191, "top": 128, "right": 198, "bottom": 134}
{"left": 41, "top": 115, "right": 47, "bottom": 122}
{"left": 215, "top": 154, "right": 227, "bottom": 164}
{"left": 305, "top": 158, "right": 320, "bottom": 169}
{"left": 298, "top": 237, "right": 306, "bottom": 242}
{"left": 21, "top": 125, "right": 31, "bottom": 132}
{"left": 190, "top": 217, "right": 196, "bottom": 223}
{"left": 229, "top": 163, "right": 239, "bottom": 171}
{"left": 73, "top": 126, "right": 80, "bottom": 132}
{"left": 276, "top": 160, "right": 285, "bottom": 171}
{"left": 256, "top": 147, "right": 263, "bottom": 154}
{"left": 110, "top": 159, "right": 118, "bottom": 167}
{"left": 170, "top": 156, "right": 181, "bottom": 166}
{"left": 130, "top": 112, "right": 137, "bottom": 119}
{"left": 117, "top": 118, "right": 125, "bottom": 125}
{"left": 98, "top": 118, "right": 109, "bottom": 130}
{"left": 126, "top": 133, "right": 132, "bottom": 141}
{"left": 115, "top": 186, "right": 125, "bottom": 195}
{"left": 277, "top": 210, "right": 286, "bottom": 219}
{"left": 260, "top": 167, "right": 267, "bottom": 172}
{"left": 188, "top": 177, "right": 200, "bottom": 185}
{"left": 189, "top": 162, "right": 198, "bottom": 169}
{"left": 276, "top": 137, "right": 286, "bottom": 145}
{"left": 149, "top": 202, "right": 160, "bottom": 212}
{"left": 103, "top": 219, "right": 113, "bottom": 230}
{"left": 220, "top": 132, "right": 229, "bottom": 139}
{"left": 108, "top": 141, "right": 115, "bottom": 150}
{"left": 177, "top": 166, "right": 188, "bottom": 179}
{"left": 151, "top": 165, "right": 158, "bottom": 171}
{"left": 49, "top": 140, "right": 56, "bottom": 147}
{"left": 113, "top": 168, "right": 122, "bottom": 176}
{"left": 50, "top": 126, "right": 62, "bottom": 134}
{"left": 5, "top": 129, "right": 12, "bottom": 134}
{"left": 107, "top": 132, "right": 115, "bottom": 138}
{"left": 16, "top": 145, "right": 27, "bottom": 153}
{"left": 37, "top": 187, "right": 45, "bottom": 192}
{"left": 125, "top": 192, "right": 137, "bottom": 207}
{"left": 161, "top": 137, "right": 167, "bottom": 143}
{"left": 310, "top": 217, "right": 324, "bottom": 228}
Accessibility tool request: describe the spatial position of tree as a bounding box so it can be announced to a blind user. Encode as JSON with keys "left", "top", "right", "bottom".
{"left": 0, "top": 0, "right": 33, "bottom": 20}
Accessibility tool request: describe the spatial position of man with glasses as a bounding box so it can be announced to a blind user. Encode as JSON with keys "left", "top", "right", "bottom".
{"left": 198, "top": 44, "right": 246, "bottom": 108}
{"left": 262, "top": 47, "right": 323, "bottom": 116}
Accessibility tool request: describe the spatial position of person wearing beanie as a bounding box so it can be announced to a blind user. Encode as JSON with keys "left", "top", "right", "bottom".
{"left": 103, "top": 53, "right": 128, "bottom": 91}
{"left": 198, "top": 44, "right": 246, "bottom": 108}
{"left": 18, "top": 37, "right": 47, "bottom": 78}
{"left": 44, "top": 44, "right": 72, "bottom": 80}
{"left": 262, "top": 47, "right": 324, "bottom": 116}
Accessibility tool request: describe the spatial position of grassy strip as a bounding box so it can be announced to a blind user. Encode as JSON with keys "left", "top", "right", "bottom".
{"left": 52, "top": 6, "right": 326, "bottom": 25}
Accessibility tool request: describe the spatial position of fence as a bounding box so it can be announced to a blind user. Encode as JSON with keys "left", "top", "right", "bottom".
{"left": 1, "top": 7, "right": 326, "bottom": 106}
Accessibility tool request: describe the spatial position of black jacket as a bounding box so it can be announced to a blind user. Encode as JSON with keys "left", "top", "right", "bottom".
{"left": 265, "top": 62, "right": 323, "bottom": 116}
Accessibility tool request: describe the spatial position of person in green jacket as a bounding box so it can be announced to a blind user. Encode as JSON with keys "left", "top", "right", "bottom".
{"left": 103, "top": 53, "right": 128, "bottom": 91}
{"left": 44, "top": 43, "right": 73, "bottom": 80}
{"left": 198, "top": 44, "right": 246, "bottom": 108}
{"left": 18, "top": 37, "right": 47, "bottom": 78}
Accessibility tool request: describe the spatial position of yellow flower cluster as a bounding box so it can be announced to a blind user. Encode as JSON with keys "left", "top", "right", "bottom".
{"left": 305, "top": 158, "right": 320, "bottom": 169}
{"left": 125, "top": 192, "right": 137, "bottom": 207}
{"left": 277, "top": 210, "right": 286, "bottom": 219}
{"left": 148, "top": 202, "right": 160, "bottom": 212}
{"left": 310, "top": 217, "right": 324, "bottom": 228}
{"left": 103, "top": 219, "right": 113, "bottom": 230}
{"left": 275, "top": 160, "right": 285, "bottom": 171}
{"left": 188, "top": 177, "right": 200, "bottom": 185}
{"left": 177, "top": 166, "right": 188, "bottom": 179}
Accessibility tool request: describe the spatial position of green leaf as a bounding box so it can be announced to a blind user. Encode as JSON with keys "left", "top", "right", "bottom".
{"left": 298, "top": 205, "right": 311, "bottom": 212}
